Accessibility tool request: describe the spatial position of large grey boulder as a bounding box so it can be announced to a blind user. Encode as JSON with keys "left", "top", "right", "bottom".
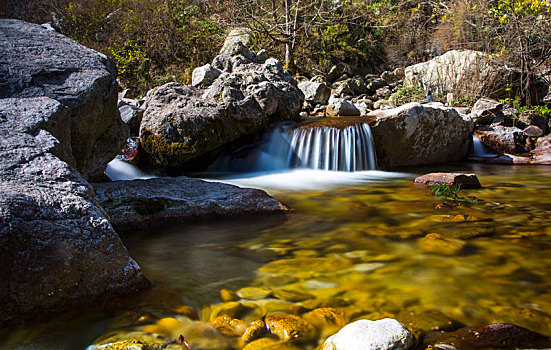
{"left": 321, "top": 318, "right": 415, "bottom": 350}
{"left": 0, "top": 19, "right": 128, "bottom": 181}
{"left": 368, "top": 102, "right": 474, "bottom": 167}
{"left": 404, "top": 50, "right": 548, "bottom": 105}
{"left": 0, "top": 97, "right": 149, "bottom": 327}
{"left": 140, "top": 46, "right": 304, "bottom": 168}
{"left": 93, "top": 177, "right": 288, "bottom": 232}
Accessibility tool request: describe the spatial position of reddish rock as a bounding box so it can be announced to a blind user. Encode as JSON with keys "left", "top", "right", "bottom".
{"left": 118, "top": 137, "right": 142, "bottom": 164}
{"left": 430, "top": 323, "right": 551, "bottom": 349}
{"left": 413, "top": 173, "right": 482, "bottom": 189}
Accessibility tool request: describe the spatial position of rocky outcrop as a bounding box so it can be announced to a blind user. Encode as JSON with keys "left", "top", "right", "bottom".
{"left": 475, "top": 125, "right": 529, "bottom": 155}
{"left": 368, "top": 102, "right": 474, "bottom": 167}
{"left": 486, "top": 134, "right": 551, "bottom": 165}
{"left": 92, "top": 176, "right": 288, "bottom": 232}
{"left": 140, "top": 44, "right": 303, "bottom": 168}
{"left": 404, "top": 50, "right": 548, "bottom": 105}
{"left": 414, "top": 173, "right": 482, "bottom": 189}
{"left": 0, "top": 97, "right": 149, "bottom": 327}
{"left": 321, "top": 318, "right": 415, "bottom": 350}
{"left": 0, "top": 19, "right": 128, "bottom": 181}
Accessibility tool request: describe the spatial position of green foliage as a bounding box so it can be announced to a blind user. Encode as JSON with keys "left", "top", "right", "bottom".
{"left": 431, "top": 184, "right": 476, "bottom": 204}
{"left": 390, "top": 85, "right": 424, "bottom": 106}
{"left": 57, "top": 0, "right": 225, "bottom": 96}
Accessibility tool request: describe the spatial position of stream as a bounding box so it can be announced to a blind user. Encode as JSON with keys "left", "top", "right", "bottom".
{"left": 2, "top": 162, "right": 551, "bottom": 349}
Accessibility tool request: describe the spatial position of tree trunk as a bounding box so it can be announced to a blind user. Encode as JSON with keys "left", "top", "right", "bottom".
{"left": 285, "top": 41, "right": 294, "bottom": 69}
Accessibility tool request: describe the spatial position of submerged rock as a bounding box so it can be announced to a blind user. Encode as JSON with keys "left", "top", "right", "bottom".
{"left": 320, "top": 318, "right": 415, "bottom": 350}
{"left": 265, "top": 313, "right": 317, "bottom": 343}
{"left": 368, "top": 103, "right": 474, "bottom": 167}
{"left": 242, "top": 337, "right": 301, "bottom": 350}
{"left": 92, "top": 176, "right": 288, "bottom": 232}
{"left": 413, "top": 173, "right": 482, "bottom": 189}
{"left": 430, "top": 322, "right": 551, "bottom": 349}
{"left": 0, "top": 19, "right": 128, "bottom": 181}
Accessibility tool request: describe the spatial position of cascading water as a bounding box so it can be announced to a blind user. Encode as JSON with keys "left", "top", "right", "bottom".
{"left": 470, "top": 134, "right": 498, "bottom": 158}
{"left": 208, "top": 120, "right": 378, "bottom": 173}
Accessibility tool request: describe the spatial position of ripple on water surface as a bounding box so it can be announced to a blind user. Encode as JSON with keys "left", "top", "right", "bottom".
{"left": 2, "top": 164, "right": 551, "bottom": 349}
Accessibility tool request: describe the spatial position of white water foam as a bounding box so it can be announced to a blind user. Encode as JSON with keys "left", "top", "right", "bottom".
{"left": 203, "top": 169, "right": 409, "bottom": 191}
{"left": 471, "top": 134, "right": 498, "bottom": 158}
{"left": 104, "top": 158, "right": 157, "bottom": 181}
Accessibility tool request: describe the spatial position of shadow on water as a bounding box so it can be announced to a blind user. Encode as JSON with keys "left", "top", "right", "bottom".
{"left": 118, "top": 215, "right": 289, "bottom": 308}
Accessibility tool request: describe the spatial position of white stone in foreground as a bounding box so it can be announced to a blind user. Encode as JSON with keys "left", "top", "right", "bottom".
{"left": 321, "top": 318, "right": 414, "bottom": 350}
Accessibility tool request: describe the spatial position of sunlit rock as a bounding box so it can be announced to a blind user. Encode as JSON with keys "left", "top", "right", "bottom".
{"left": 265, "top": 313, "right": 317, "bottom": 343}
{"left": 320, "top": 318, "right": 415, "bottom": 350}
{"left": 368, "top": 102, "right": 474, "bottom": 167}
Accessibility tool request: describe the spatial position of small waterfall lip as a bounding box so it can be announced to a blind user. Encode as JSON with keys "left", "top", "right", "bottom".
{"left": 208, "top": 118, "right": 378, "bottom": 173}
{"left": 105, "top": 158, "right": 157, "bottom": 181}
{"left": 470, "top": 134, "right": 499, "bottom": 158}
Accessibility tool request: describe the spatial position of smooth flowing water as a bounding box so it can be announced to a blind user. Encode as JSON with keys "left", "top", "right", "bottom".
{"left": 2, "top": 163, "right": 551, "bottom": 349}
{"left": 208, "top": 120, "right": 377, "bottom": 173}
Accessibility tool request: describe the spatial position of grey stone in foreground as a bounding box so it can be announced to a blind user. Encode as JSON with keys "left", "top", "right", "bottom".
{"left": 0, "top": 97, "right": 149, "bottom": 327}
{"left": 93, "top": 177, "right": 288, "bottom": 232}
{"left": 0, "top": 19, "right": 128, "bottom": 181}
{"left": 414, "top": 173, "right": 482, "bottom": 189}
{"left": 368, "top": 102, "right": 474, "bottom": 168}
{"left": 321, "top": 318, "right": 415, "bottom": 350}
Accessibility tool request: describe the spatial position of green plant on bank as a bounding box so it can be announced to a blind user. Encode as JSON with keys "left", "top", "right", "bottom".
{"left": 499, "top": 98, "right": 551, "bottom": 127}
{"left": 390, "top": 85, "right": 424, "bottom": 105}
{"left": 431, "top": 184, "right": 476, "bottom": 204}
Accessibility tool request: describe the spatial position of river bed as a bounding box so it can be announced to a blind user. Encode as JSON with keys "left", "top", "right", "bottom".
{"left": 2, "top": 163, "right": 551, "bottom": 349}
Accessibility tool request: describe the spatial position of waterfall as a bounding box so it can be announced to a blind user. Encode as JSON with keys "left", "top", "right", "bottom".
{"left": 470, "top": 134, "right": 498, "bottom": 158}
{"left": 209, "top": 120, "right": 378, "bottom": 173}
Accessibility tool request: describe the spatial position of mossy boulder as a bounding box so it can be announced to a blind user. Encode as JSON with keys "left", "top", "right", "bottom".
{"left": 140, "top": 43, "right": 303, "bottom": 169}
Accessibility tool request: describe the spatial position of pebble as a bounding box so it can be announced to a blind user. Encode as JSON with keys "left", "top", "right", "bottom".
{"left": 237, "top": 287, "right": 273, "bottom": 300}
{"left": 211, "top": 315, "right": 247, "bottom": 337}
{"left": 265, "top": 313, "right": 317, "bottom": 343}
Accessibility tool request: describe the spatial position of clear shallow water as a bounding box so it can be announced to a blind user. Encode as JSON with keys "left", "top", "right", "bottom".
{"left": 2, "top": 163, "right": 551, "bottom": 349}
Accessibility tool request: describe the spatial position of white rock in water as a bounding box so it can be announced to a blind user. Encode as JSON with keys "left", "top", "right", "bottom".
{"left": 321, "top": 318, "right": 414, "bottom": 350}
